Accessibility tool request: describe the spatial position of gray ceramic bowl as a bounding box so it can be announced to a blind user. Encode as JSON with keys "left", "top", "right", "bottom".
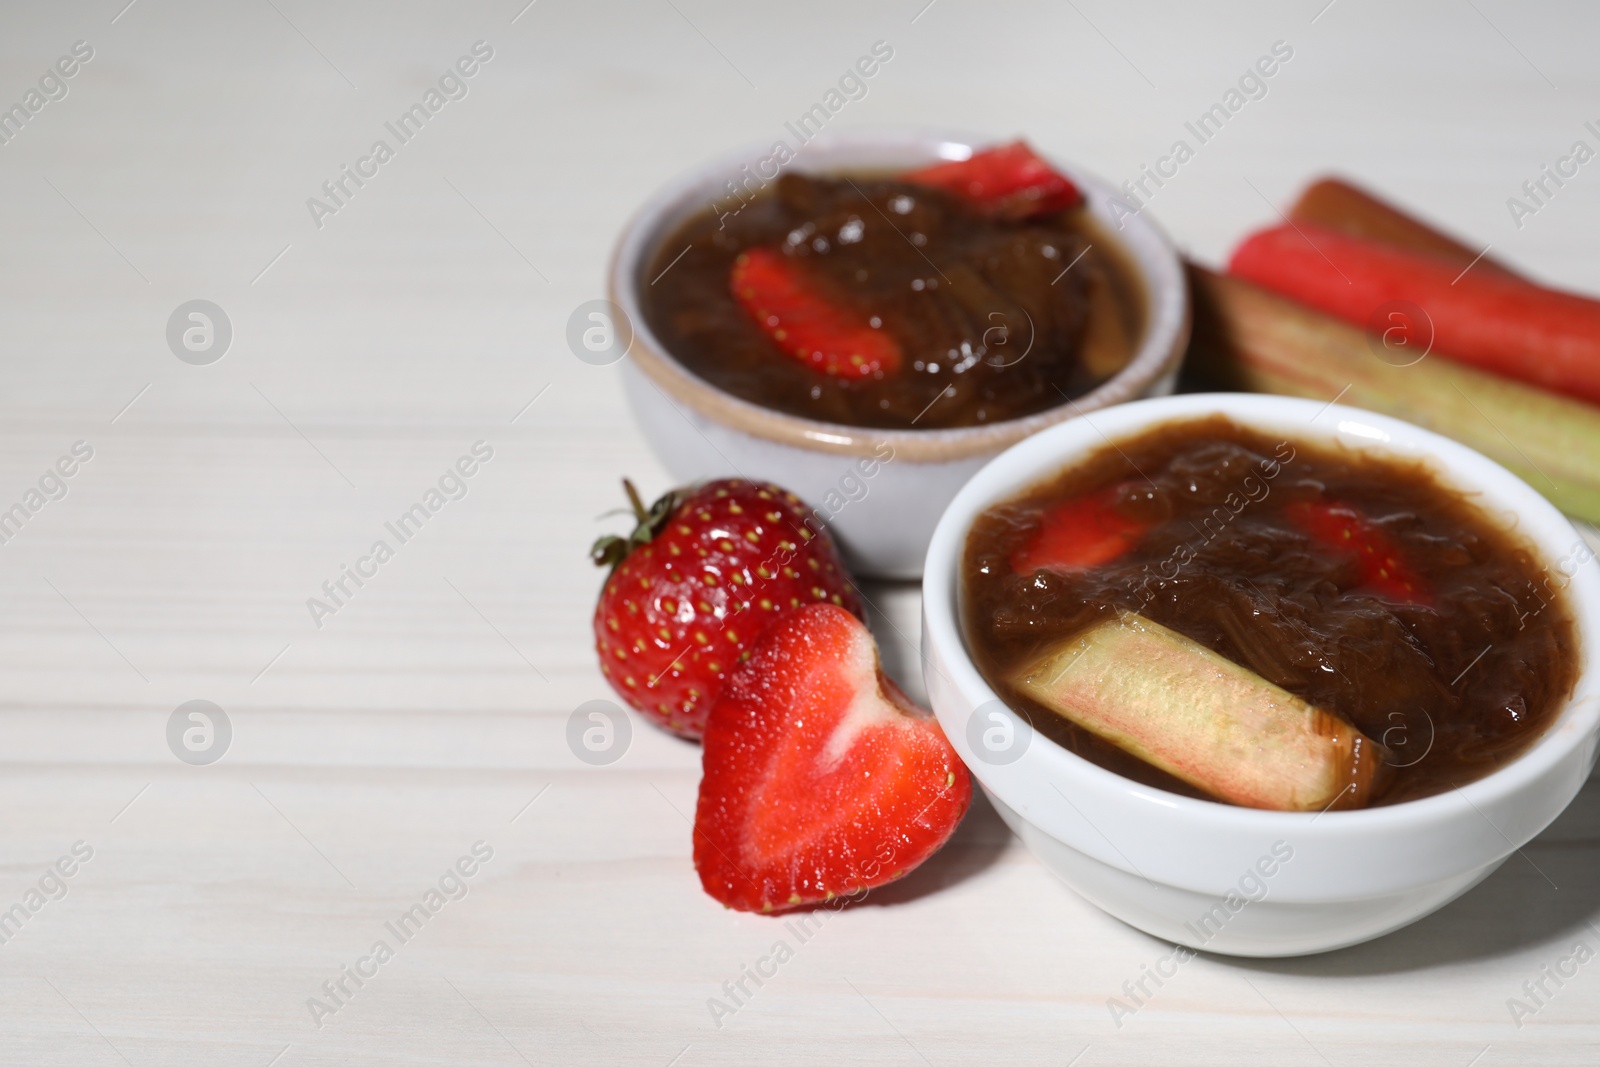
{"left": 608, "top": 129, "right": 1190, "bottom": 578}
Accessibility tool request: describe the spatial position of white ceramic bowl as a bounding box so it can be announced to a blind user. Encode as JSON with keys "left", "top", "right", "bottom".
{"left": 922, "top": 392, "right": 1600, "bottom": 957}
{"left": 609, "top": 129, "right": 1190, "bottom": 579}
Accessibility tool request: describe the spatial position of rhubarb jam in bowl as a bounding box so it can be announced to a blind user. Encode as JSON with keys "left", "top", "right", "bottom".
{"left": 922, "top": 392, "right": 1600, "bottom": 956}
{"left": 608, "top": 130, "right": 1189, "bottom": 578}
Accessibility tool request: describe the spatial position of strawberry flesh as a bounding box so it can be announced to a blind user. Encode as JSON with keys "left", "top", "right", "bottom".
{"left": 1288, "top": 499, "right": 1427, "bottom": 605}
{"left": 1011, "top": 483, "right": 1147, "bottom": 575}
{"left": 730, "top": 247, "right": 902, "bottom": 379}
{"left": 903, "top": 140, "right": 1083, "bottom": 219}
{"left": 694, "top": 603, "right": 972, "bottom": 913}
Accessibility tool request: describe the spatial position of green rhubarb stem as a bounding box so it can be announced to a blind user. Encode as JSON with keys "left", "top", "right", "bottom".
{"left": 1013, "top": 612, "right": 1386, "bottom": 811}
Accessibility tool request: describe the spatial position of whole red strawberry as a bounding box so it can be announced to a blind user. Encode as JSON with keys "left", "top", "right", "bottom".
{"left": 591, "top": 478, "right": 863, "bottom": 740}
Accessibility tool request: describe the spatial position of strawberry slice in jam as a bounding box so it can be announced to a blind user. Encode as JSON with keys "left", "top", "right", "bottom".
{"left": 1288, "top": 500, "right": 1428, "bottom": 605}
{"left": 903, "top": 140, "right": 1083, "bottom": 220}
{"left": 730, "top": 248, "right": 901, "bottom": 379}
{"left": 1012, "top": 483, "right": 1147, "bottom": 575}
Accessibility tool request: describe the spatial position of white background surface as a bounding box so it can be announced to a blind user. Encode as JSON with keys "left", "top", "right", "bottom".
{"left": 0, "top": 0, "right": 1597, "bottom": 1063}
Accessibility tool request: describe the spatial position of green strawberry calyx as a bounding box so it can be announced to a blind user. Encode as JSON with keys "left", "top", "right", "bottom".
{"left": 590, "top": 478, "right": 690, "bottom": 572}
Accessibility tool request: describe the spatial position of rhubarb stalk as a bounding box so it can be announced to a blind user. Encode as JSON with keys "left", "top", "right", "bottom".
{"left": 1014, "top": 613, "right": 1385, "bottom": 811}
{"left": 1188, "top": 264, "right": 1600, "bottom": 525}
{"left": 1287, "top": 177, "right": 1517, "bottom": 278}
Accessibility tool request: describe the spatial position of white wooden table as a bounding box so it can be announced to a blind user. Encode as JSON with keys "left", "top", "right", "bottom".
{"left": 0, "top": 1, "right": 1597, "bottom": 1063}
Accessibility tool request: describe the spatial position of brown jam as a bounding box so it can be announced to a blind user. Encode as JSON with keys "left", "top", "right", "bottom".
{"left": 962, "top": 416, "right": 1581, "bottom": 807}
{"left": 640, "top": 172, "right": 1144, "bottom": 430}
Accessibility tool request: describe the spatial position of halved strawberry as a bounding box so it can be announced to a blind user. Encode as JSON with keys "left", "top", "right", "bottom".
{"left": 1011, "top": 483, "right": 1148, "bottom": 575}
{"left": 693, "top": 603, "right": 972, "bottom": 913}
{"left": 730, "top": 247, "right": 902, "bottom": 379}
{"left": 1287, "top": 499, "right": 1427, "bottom": 604}
{"left": 903, "top": 140, "right": 1083, "bottom": 220}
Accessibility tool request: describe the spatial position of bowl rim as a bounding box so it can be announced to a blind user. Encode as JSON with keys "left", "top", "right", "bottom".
{"left": 606, "top": 127, "right": 1192, "bottom": 463}
{"left": 922, "top": 391, "right": 1600, "bottom": 838}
